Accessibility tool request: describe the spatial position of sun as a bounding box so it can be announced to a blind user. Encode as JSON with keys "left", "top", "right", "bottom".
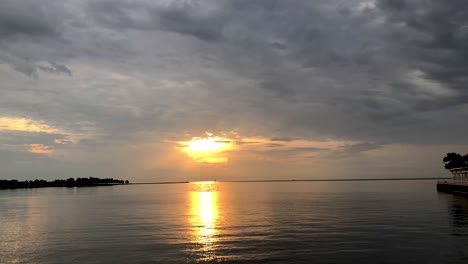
{"left": 187, "top": 137, "right": 227, "bottom": 152}
{"left": 179, "top": 133, "right": 234, "bottom": 164}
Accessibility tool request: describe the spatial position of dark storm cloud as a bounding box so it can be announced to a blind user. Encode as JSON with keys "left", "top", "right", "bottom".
{"left": 0, "top": 0, "right": 58, "bottom": 37}
{"left": 330, "top": 142, "right": 382, "bottom": 158}
{"left": 260, "top": 147, "right": 326, "bottom": 156}
{"left": 271, "top": 137, "right": 295, "bottom": 142}
{"left": 263, "top": 143, "right": 284, "bottom": 148}
{"left": 0, "top": 0, "right": 73, "bottom": 77}
{"left": 37, "top": 62, "right": 72, "bottom": 76}
{"left": 88, "top": 0, "right": 226, "bottom": 41}
{"left": 377, "top": 0, "right": 468, "bottom": 90}
{"left": 157, "top": 4, "right": 224, "bottom": 42}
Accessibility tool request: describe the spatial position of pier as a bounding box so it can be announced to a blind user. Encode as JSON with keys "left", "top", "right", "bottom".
{"left": 437, "top": 168, "right": 468, "bottom": 195}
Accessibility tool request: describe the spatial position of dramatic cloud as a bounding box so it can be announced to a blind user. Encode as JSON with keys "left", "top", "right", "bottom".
{"left": 1, "top": 0, "right": 468, "bottom": 181}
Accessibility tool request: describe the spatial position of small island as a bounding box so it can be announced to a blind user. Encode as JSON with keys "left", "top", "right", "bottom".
{"left": 437, "top": 152, "right": 468, "bottom": 194}
{"left": 0, "top": 177, "right": 130, "bottom": 190}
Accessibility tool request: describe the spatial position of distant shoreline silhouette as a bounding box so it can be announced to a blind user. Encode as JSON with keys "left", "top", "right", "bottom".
{"left": 0, "top": 177, "right": 129, "bottom": 190}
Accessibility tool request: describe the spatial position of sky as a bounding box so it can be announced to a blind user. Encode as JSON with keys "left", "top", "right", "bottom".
{"left": 1, "top": 0, "right": 468, "bottom": 182}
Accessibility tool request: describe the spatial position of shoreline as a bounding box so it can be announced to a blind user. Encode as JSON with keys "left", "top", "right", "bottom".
{"left": 0, "top": 177, "right": 129, "bottom": 190}
{"left": 0, "top": 183, "right": 125, "bottom": 190}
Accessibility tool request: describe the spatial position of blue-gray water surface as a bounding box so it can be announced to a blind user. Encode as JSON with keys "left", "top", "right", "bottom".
{"left": 1, "top": 180, "right": 468, "bottom": 263}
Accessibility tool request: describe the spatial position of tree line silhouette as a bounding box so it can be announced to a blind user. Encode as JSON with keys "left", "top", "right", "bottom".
{"left": 0, "top": 177, "right": 130, "bottom": 190}
{"left": 443, "top": 152, "right": 468, "bottom": 169}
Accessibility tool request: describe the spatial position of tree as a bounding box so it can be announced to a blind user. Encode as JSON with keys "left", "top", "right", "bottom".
{"left": 66, "top": 178, "right": 75, "bottom": 187}
{"left": 443, "top": 152, "right": 468, "bottom": 169}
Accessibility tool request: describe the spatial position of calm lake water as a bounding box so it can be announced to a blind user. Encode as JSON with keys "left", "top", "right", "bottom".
{"left": 1, "top": 180, "right": 468, "bottom": 263}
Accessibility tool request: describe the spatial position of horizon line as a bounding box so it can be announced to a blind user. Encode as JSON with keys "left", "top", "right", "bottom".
{"left": 131, "top": 177, "right": 452, "bottom": 185}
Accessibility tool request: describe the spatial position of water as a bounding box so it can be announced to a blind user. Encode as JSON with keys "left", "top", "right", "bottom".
{"left": 1, "top": 180, "right": 468, "bottom": 263}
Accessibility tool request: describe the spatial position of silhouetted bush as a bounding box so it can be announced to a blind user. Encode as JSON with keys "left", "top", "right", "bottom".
{"left": 443, "top": 152, "right": 468, "bottom": 169}
{"left": 0, "top": 177, "right": 128, "bottom": 190}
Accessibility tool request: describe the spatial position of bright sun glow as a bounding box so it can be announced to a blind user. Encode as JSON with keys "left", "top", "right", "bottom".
{"left": 179, "top": 133, "right": 234, "bottom": 164}
{"left": 187, "top": 138, "right": 227, "bottom": 152}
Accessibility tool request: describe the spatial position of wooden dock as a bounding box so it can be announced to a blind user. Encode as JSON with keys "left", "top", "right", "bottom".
{"left": 436, "top": 167, "right": 468, "bottom": 195}
{"left": 437, "top": 182, "right": 468, "bottom": 195}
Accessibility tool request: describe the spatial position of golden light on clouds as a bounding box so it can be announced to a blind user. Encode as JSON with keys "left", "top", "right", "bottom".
{"left": 0, "top": 117, "right": 61, "bottom": 134}
{"left": 179, "top": 133, "right": 235, "bottom": 164}
{"left": 0, "top": 116, "right": 75, "bottom": 155}
{"left": 28, "top": 144, "right": 55, "bottom": 154}
{"left": 175, "top": 131, "right": 361, "bottom": 165}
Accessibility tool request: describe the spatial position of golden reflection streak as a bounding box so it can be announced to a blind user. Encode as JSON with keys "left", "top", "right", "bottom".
{"left": 189, "top": 182, "right": 219, "bottom": 260}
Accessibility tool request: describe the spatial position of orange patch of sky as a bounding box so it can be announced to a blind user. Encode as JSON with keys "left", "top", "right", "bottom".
{"left": 0, "top": 116, "right": 75, "bottom": 154}
{"left": 28, "top": 144, "right": 55, "bottom": 154}
{"left": 0, "top": 117, "right": 61, "bottom": 134}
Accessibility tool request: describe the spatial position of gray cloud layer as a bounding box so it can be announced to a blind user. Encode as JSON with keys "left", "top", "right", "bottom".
{"left": 1, "top": 0, "right": 468, "bottom": 179}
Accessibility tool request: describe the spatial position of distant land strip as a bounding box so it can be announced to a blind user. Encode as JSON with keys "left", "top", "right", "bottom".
{"left": 221, "top": 177, "right": 452, "bottom": 183}
{"left": 0, "top": 177, "right": 129, "bottom": 190}
{"left": 130, "top": 181, "right": 189, "bottom": 185}
{"left": 132, "top": 177, "right": 451, "bottom": 185}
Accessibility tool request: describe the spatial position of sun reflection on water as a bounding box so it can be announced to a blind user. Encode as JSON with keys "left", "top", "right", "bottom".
{"left": 189, "top": 181, "right": 219, "bottom": 261}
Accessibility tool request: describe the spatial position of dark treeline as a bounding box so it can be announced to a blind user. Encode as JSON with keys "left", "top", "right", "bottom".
{"left": 443, "top": 152, "right": 468, "bottom": 169}
{"left": 0, "top": 177, "right": 130, "bottom": 190}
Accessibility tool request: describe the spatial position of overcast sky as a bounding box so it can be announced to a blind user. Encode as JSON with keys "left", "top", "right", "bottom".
{"left": 1, "top": 0, "right": 468, "bottom": 182}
